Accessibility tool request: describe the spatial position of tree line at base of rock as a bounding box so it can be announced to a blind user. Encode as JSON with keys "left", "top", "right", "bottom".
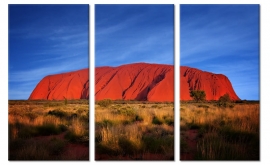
{"left": 189, "top": 90, "right": 234, "bottom": 108}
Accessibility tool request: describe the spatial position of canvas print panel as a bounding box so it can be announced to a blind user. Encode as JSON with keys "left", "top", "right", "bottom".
{"left": 8, "top": 4, "right": 89, "bottom": 160}
{"left": 180, "top": 4, "right": 260, "bottom": 160}
{"left": 95, "top": 4, "right": 174, "bottom": 160}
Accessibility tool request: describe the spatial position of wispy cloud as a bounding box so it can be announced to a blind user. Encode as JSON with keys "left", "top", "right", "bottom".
{"left": 95, "top": 14, "right": 143, "bottom": 36}
{"left": 95, "top": 5, "right": 174, "bottom": 67}
{"left": 96, "top": 30, "right": 173, "bottom": 66}
{"left": 9, "top": 57, "right": 87, "bottom": 83}
{"left": 8, "top": 56, "right": 88, "bottom": 100}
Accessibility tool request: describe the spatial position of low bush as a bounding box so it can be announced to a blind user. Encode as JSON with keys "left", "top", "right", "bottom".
{"left": 36, "top": 123, "right": 63, "bottom": 136}
{"left": 97, "top": 99, "right": 112, "bottom": 107}
{"left": 190, "top": 90, "right": 206, "bottom": 102}
{"left": 96, "top": 119, "right": 118, "bottom": 128}
{"left": 197, "top": 104, "right": 209, "bottom": 109}
{"left": 217, "top": 93, "right": 235, "bottom": 108}
{"left": 152, "top": 116, "right": 163, "bottom": 125}
{"left": 25, "top": 112, "right": 38, "bottom": 121}
{"left": 64, "top": 131, "right": 81, "bottom": 143}
{"left": 151, "top": 105, "right": 161, "bottom": 109}
{"left": 118, "top": 137, "right": 141, "bottom": 155}
{"left": 95, "top": 143, "right": 120, "bottom": 156}
{"left": 48, "top": 109, "right": 67, "bottom": 118}
{"left": 164, "top": 118, "right": 174, "bottom": 126}
{"left": 116, "top": 107, "right": 136, "bottom": 116}
{"left": 134, "top": 115, "right": 144, "bottom": 122}
{"left": 142, "top": 135, "right": 174, "bottom": 153}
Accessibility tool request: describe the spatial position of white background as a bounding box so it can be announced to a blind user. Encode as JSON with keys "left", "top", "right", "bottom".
{"left": 0, "top": 0, "right": 269, "bottom": 164}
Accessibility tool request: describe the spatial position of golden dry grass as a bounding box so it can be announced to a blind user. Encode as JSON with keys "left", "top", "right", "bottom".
{"left": 95, "top": 102, "right": 174, "bottom": 160}
{"left": 180, "top": 102, "right": 259, "bottom": 160}
{"left": 8, "top": 100, "right": 89, "bottom": 160}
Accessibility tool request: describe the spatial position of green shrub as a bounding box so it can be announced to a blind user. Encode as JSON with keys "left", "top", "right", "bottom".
{"left": 134, "top": 115, "right": 143, "bottom": 122}
{"left": 97, "top": 99, "right": 112, "bottom": 107}
{"left": 164, "top": 118, "right": 174, "bottom": 126}
{"left": 198, "top": 104, "right": 209, "bottom": 109}
{"left": 142, "top": 135, "right": 174, "bottom": 153}
{"left": 80, "top": 114, "right": 89, "bottom": 123}
{"left": 116, "top": 107, "right": 136, "bottom": 116}
{"left": 217, "top": 93, "right": 234, "bottom": 108}
{"left": 95, "top": 143, "right": 120, "bottom": 156}
{"left": 25, "top": 112, "right": 38, "bottom": 121}
{"left": 96, "top": 119, "right": 118, "bottom": 128}
{"left": 151, "top": 105, "right": 161, "bottom": 109}
{"left": 48, "top": 109, "right": 67, "bottom": 118}
{"left": 64, "top": 131, "right": 81, "bottom": 143}
{"left": 17, "top": 124, "right": 39, "bottom": 138}
{"left": 122, "top": 120, "right": 133, "bottom": 125}
{"left": 95, "top": 132, "right": 102, "bottom": 143}
{"left": 190, "top": 90, "right": 206, "bottom": 102}
{"left": 118, "top": 137, "right": 141, "bottom": 155}
{"left": 58, "top": 124, "right": 68, "bottom": 132}
{"left": 162, "top": 115, "right": 174, "bottom": 126}
{"left": 152, "top": 116, "right": 163, "bottom": 125}
{"left": 188, "top": 122, "right": 201, "bottom": 130}
{"left": 36, "top": 123, "right": 62, "bottom": 136}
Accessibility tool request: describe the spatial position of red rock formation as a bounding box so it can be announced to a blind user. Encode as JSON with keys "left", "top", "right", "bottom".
{"left": 29, "top": 68, "right": 89, "bottom": 100}
{"left": 181, "top": 66, "right": 240, "bottom": 101}
{"left": 95, "top": 63, "right": 174, "bottom": 102}
{"left": 29, "top": 63, "right": 239, "bottom": 101}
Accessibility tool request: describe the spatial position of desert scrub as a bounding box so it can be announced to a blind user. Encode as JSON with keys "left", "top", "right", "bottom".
{"left": 180, "top": 102, "right": 259, "bottom": 160}
{"left": 142, "top": 126, "right": 174, "bottom": 155}
{"left": 216, "top": 93, "right": 235, "bottom": 108}
{"left": 9, "top": 100, "right": 89, "bottom": 160}
{"left": 197, "top": 104, "right": 209, "bottom": 109}
{"left": 9, "top": 137, "right": 67, "bottom": 160}
{"left": 95, "top": 102, "right": 174, "bottom": 160}
{"left": 97, "top": 99, "right": 112, "bottom": 107}
{"left": 152, "top": 116, "right": 163, "bottom": 125}
{"left": 48, "top": 109, "right": 67, "bottom": 118}
{"left": 196, "top": 130, "right": 259, "bottom": 160}
{"left": 152, "top": 115, "right": 174, "bottom": 126}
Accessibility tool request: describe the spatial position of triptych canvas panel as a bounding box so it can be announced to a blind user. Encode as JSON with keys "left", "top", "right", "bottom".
{"left": 8, "top": 4, "right": 259, "bottom": 161}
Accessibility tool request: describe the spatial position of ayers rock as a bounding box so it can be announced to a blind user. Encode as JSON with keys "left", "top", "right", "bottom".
{"left": 29, "top": 68, "right": 89, "bottom": 100}
{"left": 29, "top": 63, "right": 239, "bottom": 101}
{"left": 181, "top": 66, "right": 240, "bottom": 101}
{"left": 95, "top": 63, "right": 174, "bottom": 102}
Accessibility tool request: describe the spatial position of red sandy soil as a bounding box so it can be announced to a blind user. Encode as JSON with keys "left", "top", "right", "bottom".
{"left": 95, "top": 153, "right": 172, "bottom": 160}
{"left": 181, "top": 129, "right": 199, "bottom": 160}
{"left": 33, "top": 132, "right": 89, "bottom": 160}
{"left": 29, "top": 63, "right": 239, "bottom": 101}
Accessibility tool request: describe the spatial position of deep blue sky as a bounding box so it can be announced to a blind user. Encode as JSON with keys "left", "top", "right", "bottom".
{"left": 8, "top": 4, "right": 89, "bottom": 100}
{"left": 180, "top": 5, "right": 260, "bottom": 100}
{"left": 95, "top": 5, "right": 174, "bottom": 67}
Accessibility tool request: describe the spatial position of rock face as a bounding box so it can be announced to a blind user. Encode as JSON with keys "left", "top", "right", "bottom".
{"left": 29, "top": 63, "right": 239, "bottom": 101}
{"left": 95, "top": 63, "right": 174, "bottom": 102}
{"left": 181, "top": 66, "right": 240, "bottom": 101}
{"left": 29, "top": 68, "right": 89, "bottom": 100}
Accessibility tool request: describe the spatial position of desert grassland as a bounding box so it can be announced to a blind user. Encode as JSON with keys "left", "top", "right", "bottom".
{"left": 180, "top": 102, "right": 260, "bottom": 160}
{"left": 95, "top": 100, "right": 174, "bottom": 160}
{"left": 8, "top": 100, "right": 89, "bottom": 160}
